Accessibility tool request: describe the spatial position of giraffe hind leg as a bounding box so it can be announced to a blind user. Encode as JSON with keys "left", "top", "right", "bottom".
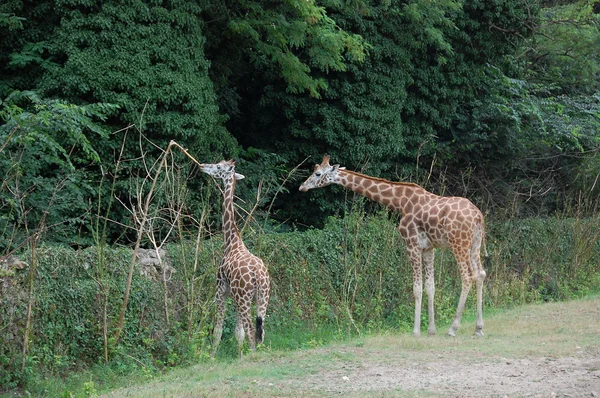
{"left": 233, "top": 286, "right": 258, "bottom": 358}
{"left": 474, "top": 273, "right": 485, "bottom": 336}
{"left": 235, "top": 313, "right": 245, "bottom": 359}
{"left": 237, "top": 310, "right": 256, "bottom": 359}
{"left": 471, "top": 225, "right": 486, "bottom": 336}
{"left": 448, "top": 247, "right": 474, "bottom": 337}
{"left": 211, "top": 279, "right": 229, "bottom": 358}
{"left": 447, "top": 272, "right": 472, "bottom": 337}
{"left": 255, "top": 275, "right": 270, "bottom": 344}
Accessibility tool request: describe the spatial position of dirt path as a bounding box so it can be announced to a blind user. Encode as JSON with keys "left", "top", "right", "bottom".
{"left": 284, "top": 347, "right": 600, "bottom": 397}
{"left": 101, "top": 297, "right": 600, "bottom": 397}
{"left": 275, "top": 298, "right": 600, "bottom": 397}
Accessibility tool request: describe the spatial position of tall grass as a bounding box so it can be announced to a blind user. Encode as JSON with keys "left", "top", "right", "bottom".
{"left": 3, "top": 210, "right": 599, "bottom": 396}
{"left": 2, "top": 137, "right": 600, "bottom": 396}
{"left": 2, "top": 210, "right": 600, "bottom": 396}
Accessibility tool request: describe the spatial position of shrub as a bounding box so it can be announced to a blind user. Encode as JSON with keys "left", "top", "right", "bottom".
{"left": 1, "top": 212, "right": 599, "bottom": 391}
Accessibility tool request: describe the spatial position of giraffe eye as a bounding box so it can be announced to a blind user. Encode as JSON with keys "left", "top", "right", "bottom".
{"left": 315, "top": 172, "right": 322, "bottom": 177}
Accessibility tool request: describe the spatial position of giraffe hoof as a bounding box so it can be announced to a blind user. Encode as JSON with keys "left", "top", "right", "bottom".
{"left": 447, "top": 329, "right": 456, "bottom": 337}
{"left": 474, "top": 329, "right": 484, "bottom": 337}
{"left": 413, "top": 331, "right": 421, "bottom": 337}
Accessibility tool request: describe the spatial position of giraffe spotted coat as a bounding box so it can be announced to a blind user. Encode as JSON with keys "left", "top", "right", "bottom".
{"left": 300, "top": 155, "right": 488, "bottom": 337}
{"left": 200, "top": 160, "right": 270, "bottom": 358}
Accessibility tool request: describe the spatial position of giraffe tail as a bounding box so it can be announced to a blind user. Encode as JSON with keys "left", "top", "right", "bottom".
{"left": 481, "top": 217, "right": 490, "bottom": 272}
{"left": 256, "top": 316, "right": 264, "bottom": 344}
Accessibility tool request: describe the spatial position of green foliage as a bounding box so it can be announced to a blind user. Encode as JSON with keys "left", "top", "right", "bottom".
{"left": 434, "top": 0, "right": 599, "bottom": 215}
{"left": 0, "top": 1, "right": 59, "bottom": 97}
{"left": 450, "top": 67, "right": 600, "bottom": 161}
{"left": 487, "top": 216, "right": 600, "bottom": 303}
{"left": 0, "top": 0, "right": 241, "bottom": 245}
{"left": 0, "top": 245, "right": 172, "bottom": 390}
{"left": 0, "top": 12, "right": 24, "bottom": 31}
{"left": 0, "top": 91, "right": 117, "bottom": 251}
{"left": 573, "top": 145, "right": 600, "bottom": 199}
{"left": 524, "top": 1, "right": 600, "bottom": 94}
{"left": 0, "top": 0, "right": 598, "bottom": 231}
{"left": 3, "top": 212, "right": 599, "bottom": 392}
{"left": 446, "top": 65, "right": 600, "bottom": 215}
{"left": 202, "top": 0, "right": 369, "bottom": 99}
{"left": 205, "top": 0, "right": 536, "bottom": 225}
{"left": 38, "top": 0, "right": 236, "bottom": 159}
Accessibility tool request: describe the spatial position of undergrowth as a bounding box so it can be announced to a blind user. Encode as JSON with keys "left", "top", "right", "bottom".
{"left": 1, "top": 212, "right": 600, "bottom": 397}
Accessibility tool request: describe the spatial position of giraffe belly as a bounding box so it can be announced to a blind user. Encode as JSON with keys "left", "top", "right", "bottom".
{"left": 419, "top": 231, "right": 450, "bottom": 249}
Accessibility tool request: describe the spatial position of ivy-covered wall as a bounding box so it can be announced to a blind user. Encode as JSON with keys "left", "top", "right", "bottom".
{"left": 2, "top": 214, "right": 599, "bottom": 389}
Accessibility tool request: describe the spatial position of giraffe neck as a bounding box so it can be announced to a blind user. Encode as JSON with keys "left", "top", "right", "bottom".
{"left": 222, "top": 176, "right": 244, "bottom": 253}
{"left": 336, "top": 170, "right": 428, "bottom": 216}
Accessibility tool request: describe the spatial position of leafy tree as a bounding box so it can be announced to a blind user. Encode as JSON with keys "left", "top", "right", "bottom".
{"left": 523, "top": 1, "right": 600, "bottom": 94}
{"left": 207, "top": 0, "right": 535, "bottom": 225}
{"left": 447, "top": 69, "right": 600, "bottom": 215}
{"left": 444, "top": 0, "right": 600, "bottom": 215}
{"left": 201, "top": 0, "right": 369, "bottom": 104}
{"left": 0, "top": 91, "right": 118, "bottom": 251}
{"left": 0, "top": 1, "right": 58, "bottom": 97}
{"left": 38, "top": 0, "right": 236, "bottom": 160}
{"left": 0, "top": 1, "right": 242, "bottom": 243}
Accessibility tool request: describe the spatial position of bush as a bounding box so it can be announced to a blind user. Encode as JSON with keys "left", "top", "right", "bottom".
{"left": 1, "top": 212, "right": 599, "bottom": 392}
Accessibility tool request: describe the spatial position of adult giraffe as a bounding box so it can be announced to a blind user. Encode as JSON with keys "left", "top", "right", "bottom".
{"left": 200, "top": 160, "right": 270, "bottom": 357}
{"left": 299, "top": 155, "right": 488, "bottom": 337}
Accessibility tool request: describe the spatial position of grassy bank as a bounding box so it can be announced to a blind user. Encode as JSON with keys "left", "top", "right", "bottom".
{"left": 93, "top": 296, "right": 600, "bottom": 397}
{"left": 1, "top": 213, "right": 600, "bottom": 395}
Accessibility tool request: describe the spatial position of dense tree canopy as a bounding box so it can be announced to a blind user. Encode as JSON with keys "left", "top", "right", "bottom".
{"left": 1, "top": 0, "right": 599, "bottom": 244}
{"left": 2, "top": 2, "right": 600, "bottom": 392}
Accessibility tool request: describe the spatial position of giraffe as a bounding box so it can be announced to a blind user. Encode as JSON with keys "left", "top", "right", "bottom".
{"left": 199, "top": 160, "right": 270, "bottom": 358}
{"left": 299, "top": 155, "right": 488, "bottom": 337}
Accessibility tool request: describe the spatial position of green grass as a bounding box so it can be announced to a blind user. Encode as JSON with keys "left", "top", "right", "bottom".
{"left": 88, "top": 295, "right": 599, "bottom": 397}
{"left": 4, "top": 295, "right": 598, "bottom": 398}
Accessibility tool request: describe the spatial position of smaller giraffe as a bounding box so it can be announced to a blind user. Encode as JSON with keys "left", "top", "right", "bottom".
{"left": 300, "top": 155, "right": 488, "bottom": 337}
{"left": 200, "top": 160, "right": 270, "bottom": 358}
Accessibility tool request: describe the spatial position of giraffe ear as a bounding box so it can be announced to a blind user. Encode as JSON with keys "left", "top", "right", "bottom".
{"left": 224, "top": 159, "right": 236, "bottom": 172}
{"left": 332, "top": 164, "right": 340, "bottom": 171}
{"left": 339, "top": 167, "right": 346, "bottom": 170}
{"left": 235, "top": 173, "right": 245, "bottom": 180}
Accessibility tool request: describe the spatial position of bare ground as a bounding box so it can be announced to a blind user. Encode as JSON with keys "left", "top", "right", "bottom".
{"left": 279, "top": 346, "right": 600, "bottom": 397}
{"left": 101, "top": 297, "right": 600, "bottom": 398}
{"left": 270, "top": 297, "right": 600, "bottom": 397}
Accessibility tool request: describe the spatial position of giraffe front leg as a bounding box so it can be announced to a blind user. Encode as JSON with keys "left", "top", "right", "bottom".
{"left": 407, "top": 248, "right": 423, "bottom": 337}
{"left": 423, "top": 248, "right": 436, "bottom": 336}
{"left": 235, "top": 313, "right": 245, "bottom": 359}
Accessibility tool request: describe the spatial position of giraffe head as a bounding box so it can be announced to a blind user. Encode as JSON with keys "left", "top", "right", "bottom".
{"left": 299, "top": 154, "right": 343, "bottom": 192}
{"left": 199, "top": 160, "right": 245, "bottom": 182}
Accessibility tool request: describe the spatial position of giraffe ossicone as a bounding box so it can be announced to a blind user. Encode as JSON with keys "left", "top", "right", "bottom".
{"left": 199, "top": 160, "right": 270, "bottom": 358}
{"left": 300, "top": 155, "right": 488, "bottom": 337}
